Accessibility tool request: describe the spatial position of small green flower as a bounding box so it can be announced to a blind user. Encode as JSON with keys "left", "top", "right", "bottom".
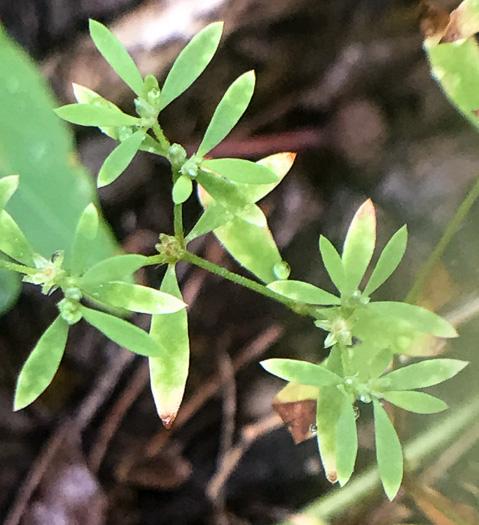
{"left": 23, "top": 251, "right": 66, "bottom": 295}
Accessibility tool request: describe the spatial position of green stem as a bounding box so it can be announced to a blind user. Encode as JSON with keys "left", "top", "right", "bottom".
{"left": 181, "top": 250, "right": 309, "bottom": 314}
{"left": 152, "top": 123, "right": 170, "bottom": 154}
{"left": 277, "top": 395, "right": 479, "bottom": 524}
{"left": 172, "top": 169, "right": 184, "bottom": 243}
{"left": 406, "top": 175, "right": 479, "bottom": 304}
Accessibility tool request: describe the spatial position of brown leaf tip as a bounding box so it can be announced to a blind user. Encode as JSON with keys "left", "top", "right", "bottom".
{"left": 161, "top": 413, "right": 176, "bottom": 429}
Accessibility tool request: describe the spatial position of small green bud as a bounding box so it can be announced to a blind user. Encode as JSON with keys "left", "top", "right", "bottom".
{"left": 58, "top": 298, "right": 82, "bottom": 325}
{"left": 118, "top": 126, "right": 135, "bottom": 142}
{"left": 273, "top": 261, "right": 291, "bottom": 280}
{"left": 168, "top": 144, "right": 187, "bottom": 170}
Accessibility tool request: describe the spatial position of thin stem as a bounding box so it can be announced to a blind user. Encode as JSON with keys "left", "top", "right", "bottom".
{"left": 181, "top": 250, "right": 310, "bottom": 315}
{"left": 152, "top": 123, "right": 170, "bottom": 154}
{"left": 406, "top": 175, "right": 479, "bottom": 304}
{"left": 172, "top": 169, "right": 184, "bottom": 243}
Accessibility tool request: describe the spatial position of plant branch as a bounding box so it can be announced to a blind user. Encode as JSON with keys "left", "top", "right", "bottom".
{"left": 0, "top": 260, "right": 35, "bottom": 275}
{"left": 181, "top": 250, "right": 310, "bottom": 315}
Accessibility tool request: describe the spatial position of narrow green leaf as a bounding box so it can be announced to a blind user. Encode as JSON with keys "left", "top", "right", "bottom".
{"left": 159, "top": 22, "right": 223, "bottom": 111}
{"left": 261, "top": 358, "right": 342, "bottom": 387}
{"left": 335, "top": 394, "right": 358, "bottom": 486}
{"left": 89, "top": 19, "right": 144, "bottom": 95}
{"left": 368, "top": 347, "right": 393, "bottom": 380}
{"left": 172, "top": 174, "right": 193, "bottom": 204}
{"left": 55, "top": 103, "right": 139, "bottom": 127}
{"left": 197, "top": 70, "right": 255, "bottom": 157}
{"left": 373, "top": 400, "right": 403, "bottom": 500}
{"left": 82, "top": 281, "right": 186, "bottom": 314}
{"left": 14, "top": 315, "right": 69, "bottom": 410}
{"left": 376, "top": 358, "right": 468, "bottom": 391}
{"left": 366, "top": 301, "right": 458, "bottom": 338}
{"left": 267, "top": 280, "right": 340, "bottom": 305}
{"left": 80, "top": 305, "right": 165, "bottom": 357}
{"left": 342, "top": 199, "right": 376, "bottom": 293}
{"left": 319, "top": 235, "right": 345, "bottom": 293}
{"left": 274, "top": 382, "right": 319, "bottom": 403}
{"left": 70, "top": 203, "right": 99, "bottom": 276}
{"left": 382, "top": 391, "right": 448, "bottom": 414}
{"left": 72, "top": 83, "right": 121, "bottom": 140}
{"left": 364, "top": 226, "right": 407, "bottom": 296}
{"left": 149, "top": 265, "right": 189, "bottom": 427}
{"left": 196, "top": 168, "right": 253, "bottom": 211}
{"left": 80, "top": 254, "right": 148, "bottom": 285}
{"left": 0, "top": 210, "right": 34, "bottom": 265}
{"left": 97, "top": 130, "right": 145, "bottom": 188}
{"left": 202, "top": 158, "right": 278, "bottom": 184}
{"left": 0, "top": 175, "right": 19, "bottom": 210}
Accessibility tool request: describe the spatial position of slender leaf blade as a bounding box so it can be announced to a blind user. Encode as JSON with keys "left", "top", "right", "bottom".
{"left": 14, "top": 315, "right": 69, "bottom": 410}
{"left": 82, "top": 281, "right": 186, "bottom": 314}
{"left": 366, "top": 301, "right": 458, "bottom": 338}
{"left": 55, "top": 104, "right": 139, "bottom": 127}
{"left": 172, "top": 174, "right": 193, "bottom": 204}
{"left": 261, "top": 358, "right": 342, "bottom": 387}
{"left": 0, "top": 210, "right": 35, "bottom": 265}
{"left": 319, "top": 235, "right": 346, "bottom": 294}
{"left": 342, "top": 199, "right": 376, "bottom": 293}
{"left": 159, "top": 22, "right": 223, "bottom": 110}
{"left": 364, "top": 226, "right": 407, "bottom": 296}
{"left": 89, "top": 19, "right": 144, "bottom": 95}
{"left": 373, "top": 400, "right": 403, "bottom": 500}
{"left": 267, "top": 280, "right": 340, "bottom": 305}
{"left": 149, "top": 265, "right": 189, "bottom": 427}
{"left": 80, "top": 254, "right": 148, "bottom": 286}
{"left": 201, "top": 158, "right": 278, "bottom": 184}
{"left": 382, "top": 391, "right": 448, "bottom": 414}
{"left": 376, "top": 358, "right": 468, "bottom": 391}
{"left": 335, "top": 394, "right": 358, "bottom": 486}
{"left": 197, "top": 70, "right": 255, "bottom": 156}
{"left": 70, "top": 203, "right": 99, "bottom": 276}
{"left": 80, "top": 305, "right": 165, "bottom": 357}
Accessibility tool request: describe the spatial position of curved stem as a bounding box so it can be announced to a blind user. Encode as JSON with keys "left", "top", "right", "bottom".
{"left": 406, "top": 175, "right": 479, "bottom": 304}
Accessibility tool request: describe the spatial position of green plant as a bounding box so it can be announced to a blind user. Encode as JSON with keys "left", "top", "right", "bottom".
{"left": 0, "top": 17, "right": 471, "bottom": 501}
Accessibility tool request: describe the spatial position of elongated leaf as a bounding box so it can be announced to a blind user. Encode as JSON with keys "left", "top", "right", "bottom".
{"left": 159, "top": 22, "right": 223, "bottom": 111}
{"left": 364, "top": 226, "right": 407, "bottom": 296}
{"left": 261, "top": 358, "right": 342, "bottom": 387}
{"left": 202, "top": 158, "right": 278, "bottom": 184}
{"left": 335, "top": 394, "right": 358, "bottom": 486}
{"left": 70, "top": 203, "right": 99, "bottom": 276}
{"left": 274, "top": 382, "right": 319, "bottom": 403}
{"left": 89, "top": 19, "right": 144, "bottom": 95}
{"left": 319, "top": 236, "right": 345, "bottom": 293}
{"left": 197, "top": 70, "right": 255, "bottom": 156}
{"left": 366, "top": 301, "right": 458, "bottom": 338}
{"left": 373, "top": 400, "right": 403, "bottom": 500}
{"left": 72, "top": 83, "right": 121, "bottom": 139}
{"left": 376, "top": 358, "right": 468, "bottom": 391}
{"left": 55, "top": 104, "right": 139, "bottom": 127}
{"left": 172, "top": 174, "right": 193, "bottom": 204}
{"left": 0, "top": 210, "right": 34, "bottom": 265}
{"left": 0, "top": 175, "right": 19, "bottom": 210}
{"left": 382, "top": 390, "right": 448, "bottom": 414}
{"left": 82, "top": 281, "right": 186, "bottom": 314}
{"left": 235, "top": 152, "right": 296, "bottom": 202}
{"left": 267, "top": 280, "right": 340, "bottom": 305}
{"left": 80, "top": 254, "right": 148, "bottom": 285}
{"left": 14, "top": 315, "right": 69, "bottom": 410}
{"left": 149, "top": 265, "right": 189, "bottom": 427}
{"left": 80, "top": 306, "right": 164, "bottom": 357}
{"left": 342, "top": 199, "right": 376, "bottom": 293}
{"left": 97, "top": 129, "right": 145, "bottom": 188}
{"left": 368, "top": 347, "right": 393, "bottom": 380}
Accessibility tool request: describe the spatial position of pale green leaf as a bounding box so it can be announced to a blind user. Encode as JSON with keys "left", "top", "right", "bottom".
{"left": 0, "top": 210, "right": 34, "bottom": 266}
{"left": 172, "top": 174, "right": 193, "bottom": 204}
{"left": 55, "top": 103, "right": 139, "bottom": 127}
{"left": 197, "top": 70, "right": 255, "bottom": 156}
{"left": 382, "top": 390, "right": 448, "bottom": 414}
{"left": 319, "top": 235, "right": 345, "bottom": 293}
{"left": 80, "top": 254, "right": 148, "bottom": 285}
{"left": 159, "top": 22, "right": 223, "bottom": 110}
{"left": 14, "top": 315, "right": 69, "bottom": 410}
{"left": 149, "top": 265, "right": 189, "bottom": 427}
{"left": 0, "top": 175, "right": 19, "bottom": 210}
{"left": 89, "top": 19, "right": 144, "bottom": 95}
{"left": 267, "top": 280, "right": 340, "bottom": 305}
{"left": 201, "top": 158, "right": 278, "bottom": 184}
{"left": 70, "top": 203, "right": 99, "bottom": 276}
{"left": 261, "top": 358, "right": 342, "bottom": 387}
{"left": 335, "top": 394, "right": 358, "bottom": 486}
